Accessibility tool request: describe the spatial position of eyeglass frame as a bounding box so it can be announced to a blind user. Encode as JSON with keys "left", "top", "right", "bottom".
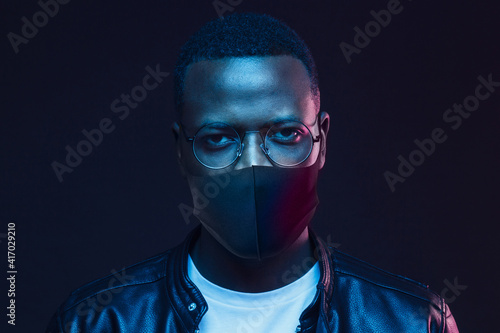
{"left": 179, "top": 115, "right": 322, "bottom": 169}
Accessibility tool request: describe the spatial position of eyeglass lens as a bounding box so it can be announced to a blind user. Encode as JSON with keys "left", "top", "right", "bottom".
{"left": 192, "top": 121, "right": 313, "bottom": 168}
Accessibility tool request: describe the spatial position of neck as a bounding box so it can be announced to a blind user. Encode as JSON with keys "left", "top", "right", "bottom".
{"left": 189, "top": 225, "right": 317, "bottom": 293}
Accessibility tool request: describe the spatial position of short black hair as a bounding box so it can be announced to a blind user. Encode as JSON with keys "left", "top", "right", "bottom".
{"left": 173, "top": 12, "right": 320, "bottom": 113}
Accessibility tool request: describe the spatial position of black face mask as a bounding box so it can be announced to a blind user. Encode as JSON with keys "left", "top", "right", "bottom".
{"left": 186, "top": 158, "right": 320, "bottom": 260}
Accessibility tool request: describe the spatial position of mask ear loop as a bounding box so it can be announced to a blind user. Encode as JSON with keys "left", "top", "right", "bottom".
{"left": 315, "top": 113, "right": 325, "bottom": 154}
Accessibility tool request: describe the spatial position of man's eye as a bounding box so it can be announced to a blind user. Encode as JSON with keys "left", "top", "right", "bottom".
{"left": 279, "top": 128, "right": 297, "bottom": 137}
{"left": 203, "top": 135, "right": 236, "bottom": 147}
{"left": 270, "top": 128, "right": 304, "bottom": 143}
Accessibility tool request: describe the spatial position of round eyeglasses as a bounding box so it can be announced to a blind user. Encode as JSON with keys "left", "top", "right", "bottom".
{"left": 181, "top": 118, "right": 321, "bottom": 169}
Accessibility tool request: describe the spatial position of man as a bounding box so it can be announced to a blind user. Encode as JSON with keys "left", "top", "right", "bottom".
{"left": 46, "top": 13, "right": 459, "bottom": 332}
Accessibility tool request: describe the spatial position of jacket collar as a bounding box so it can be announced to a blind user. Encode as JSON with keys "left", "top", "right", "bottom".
{"left": 308, "top": 227, "right": 335, "bottom": 332}
{"left": 166, "top": 224, "right": 335, "bottom": 332}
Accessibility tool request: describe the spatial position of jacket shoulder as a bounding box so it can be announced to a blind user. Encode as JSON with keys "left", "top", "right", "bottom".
{"left": 320, "top": 248, "right": 459, "bottom": 331}
{"left": 329, "top": 248, "right": 442, "bottom": 305}
{"left": 60, "top": 249, "right": 172, "bottom": 313}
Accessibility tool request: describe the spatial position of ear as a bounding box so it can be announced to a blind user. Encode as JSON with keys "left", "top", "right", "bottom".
{"left": 318, "top": 111, "right": 330, "bottom": 170}
{"left": 171, "top": 121, "right": 187, "bottom": 178}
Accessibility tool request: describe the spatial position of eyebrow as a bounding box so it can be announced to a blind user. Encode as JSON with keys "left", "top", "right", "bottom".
{"left": 195, "top": 115, "right": 304, "bottom": 130}
{"left": 266, "top": 115, "right": 303, "bottom": 125}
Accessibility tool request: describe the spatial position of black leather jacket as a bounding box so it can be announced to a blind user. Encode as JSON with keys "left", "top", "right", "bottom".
{"left": 46, "top": 225, "right": 459, "bottom": 332}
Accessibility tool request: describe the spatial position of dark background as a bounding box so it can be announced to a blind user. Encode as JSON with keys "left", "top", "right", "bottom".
{"left": 1, "top": 0, "right": 499, "bottom": 331}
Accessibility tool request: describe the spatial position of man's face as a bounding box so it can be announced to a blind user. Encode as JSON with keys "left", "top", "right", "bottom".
{"left": 174, "top": 55, "right": 329, "bottom": 175}
{"left": 173, "top": 55, "right": 330, "bottom": 259}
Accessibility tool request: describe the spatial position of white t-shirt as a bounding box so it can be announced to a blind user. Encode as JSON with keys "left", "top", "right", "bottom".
{"left": 187, "top": 254, "right": 320, "bottom": 333}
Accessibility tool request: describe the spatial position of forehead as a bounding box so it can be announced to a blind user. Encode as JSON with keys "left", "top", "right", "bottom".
{"left": 181, "top": 55, "right": 317, "bottom": 130}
